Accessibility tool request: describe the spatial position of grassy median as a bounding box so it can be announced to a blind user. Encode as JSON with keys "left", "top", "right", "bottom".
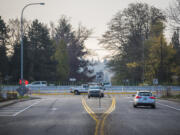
{"left": 160, "top": 94, "right": 180, "bottom": 102}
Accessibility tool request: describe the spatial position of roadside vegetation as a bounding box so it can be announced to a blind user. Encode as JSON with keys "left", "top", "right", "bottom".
{"left": 0, "top": 91, "right": 31, "bottom": 102}
{"left": 100, "top": 1, "right": 180, "bottom": 85}
{"left": 0, "top": 16, "right": 95, "bottom": 85}
{"left": 0, "top": 91, "right": 18, "bottom": 102}
{"left": 161, "top": 94, "right": 180, "bottom": 102}
{"left": 158, "top": 87, "right": 180, "bottom": 101}
{"left": 161, "top": 94, "right": 180, "bottom": 99}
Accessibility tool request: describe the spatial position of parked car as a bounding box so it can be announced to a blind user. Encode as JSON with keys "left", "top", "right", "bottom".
{"left": 26, "top": 81, "right": 47, "bottom": 87}
{"left": 88, "top": 85, "right": 104, "bottom": 98}
{"left": 133, "top": 91, "right": 156, "bottom": 108}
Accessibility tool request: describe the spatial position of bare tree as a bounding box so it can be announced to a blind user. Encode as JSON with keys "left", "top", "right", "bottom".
{"left": 8, "top": 18, "right": 30, "bottom": 55}
{"left": 167, "top": 0, "right": 180, "bottom": 26}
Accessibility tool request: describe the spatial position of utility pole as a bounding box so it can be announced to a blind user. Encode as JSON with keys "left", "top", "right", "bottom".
{"left": 20, "top": 3, "right": 45, "bottom": 86}
{"left": 142, "top": 35, "right": 145, "bottom": 84}
{"left": 160, "top": 35, "right": 163, "bottom": 78}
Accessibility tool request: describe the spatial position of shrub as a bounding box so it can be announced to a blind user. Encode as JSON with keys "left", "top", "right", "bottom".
{"left": 7, "top": 92, "right": 18, "bottom": 99}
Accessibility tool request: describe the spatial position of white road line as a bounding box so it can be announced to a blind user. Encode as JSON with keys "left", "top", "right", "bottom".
{"left": 0, "top": 114, "right": 13, "bottom": 117}
{"left": 12, "top": 100, "right": 42, "bottom": 116}
{"left": 51, "top": 108, "right": 58, "bottom": 111}
{"left": 157, "top": 102, "right": 180, "bottom": 111}
{"left": 129, "top": 101, "right": 134, "bottom": 102}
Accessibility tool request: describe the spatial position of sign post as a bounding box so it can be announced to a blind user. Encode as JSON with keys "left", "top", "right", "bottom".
{"left": 153, "top": 78, "right": 158, "bottom": 97}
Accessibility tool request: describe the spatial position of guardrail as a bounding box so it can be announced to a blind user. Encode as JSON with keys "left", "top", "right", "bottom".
{"left": 2, "top": 85, "right": 180, "bottom": 91}
{"left": 1, "top": 85, "right": 180, "bottom": 97}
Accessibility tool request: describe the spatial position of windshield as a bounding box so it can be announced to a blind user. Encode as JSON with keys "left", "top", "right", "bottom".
{"left": 89, "top": 86, "right": 101, "bottom": 89}
{"left": 139, "top": 92, "right": 152, "bottom": 96}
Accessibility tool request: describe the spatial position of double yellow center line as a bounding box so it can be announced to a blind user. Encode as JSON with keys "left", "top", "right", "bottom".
{"left": 82, "top": 97, "right": 116, "bottom": 135}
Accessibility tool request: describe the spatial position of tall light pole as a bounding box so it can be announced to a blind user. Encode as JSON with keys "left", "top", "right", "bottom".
{"left": 20, "top": 3, "right": 45, "bottom": 85}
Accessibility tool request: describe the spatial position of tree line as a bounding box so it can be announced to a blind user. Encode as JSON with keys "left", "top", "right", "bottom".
{"left": 100, "top": 2, "right": 180, "bottom": 85}
{"left": 1, "top": 1, "right": 180, "bottom": 85}
{"left": 0, "top": 16, "right": 94, "bottom": 84}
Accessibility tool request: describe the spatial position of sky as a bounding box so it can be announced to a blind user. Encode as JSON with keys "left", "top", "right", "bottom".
{"left": 0, "top": 0, "right": 174, "bottom": 60}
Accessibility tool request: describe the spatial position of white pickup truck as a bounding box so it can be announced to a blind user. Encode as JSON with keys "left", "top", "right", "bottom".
{"left": 70, "top": 84, "right": 89, "bottom": 95}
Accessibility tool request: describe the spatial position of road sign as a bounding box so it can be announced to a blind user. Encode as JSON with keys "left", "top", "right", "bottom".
{"left": 153, "top": 79, "right": 158, "bottom": 85}
{"left": 16, "top": 86, "right": 29, "bottom": 96}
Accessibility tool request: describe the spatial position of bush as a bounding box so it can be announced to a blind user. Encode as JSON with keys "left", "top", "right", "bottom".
{"left": 0, "top": 92, "right": 2, "bottom": 101}
{"left": 7, "top": 92, "right": 18, "bottom": 99}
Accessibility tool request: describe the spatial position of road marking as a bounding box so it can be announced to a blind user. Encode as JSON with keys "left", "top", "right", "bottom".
{"left": 157, "top": 102, "right": 180, "bottom": 111}
{"left": 82, "top": 97, "right": 116, "bottom": 135}
{"left": 51, "top": 108, "right": 58, "bottom": 111}
{"left": 13, "top": 100, "right": 42, "bottom": 116}
{"left": 82, "top": 98, "right": 98, "bottom": 122}
{"left": 32, "top": 93, "right": 73, "bottom": 95}
{"left": 100, "top": 98, "right": 116, "bottom": 135}
{"left": 31, "top": 92, "right": 136, "bottom": 95}
{"left": 129, "top": 101, "right": 134, "bottom": 102}
{"left": 0, "top": 115, "right": 15, "bottom": 117}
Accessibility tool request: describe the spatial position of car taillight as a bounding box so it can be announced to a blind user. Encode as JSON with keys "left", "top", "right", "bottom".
{"left": 149, "top": 96, "right": 155, "bottom": 99}
{"left": 136, "top": 96, "right": 141, "bottom": 99}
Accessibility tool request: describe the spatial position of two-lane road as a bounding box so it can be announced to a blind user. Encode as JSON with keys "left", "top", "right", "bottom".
{"left": 105, "top": 96, "right": 180, "bottom": 135}
{"left": 0, "top": 95, "right": 180, "bottom": 135}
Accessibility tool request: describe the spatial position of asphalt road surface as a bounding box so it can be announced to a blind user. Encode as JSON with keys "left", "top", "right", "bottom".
{"left": 105, "top": 96, "right": 180, "bottom": 135}
{"left": 0, "top": 95, "right": 180, "bottom": 135}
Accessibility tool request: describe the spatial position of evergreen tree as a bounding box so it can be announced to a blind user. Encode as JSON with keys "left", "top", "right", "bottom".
{"left": 52, "top": 40, "right": 69, "bottom": 81}
{"left": 171, "top": 29, "right": 180, "bottom": 84}
{"left": 10, "top": 36, "right": 29, "bottom": 82}
{"left": 27, "top": 20, "right": 54, "bottom": 81}
{"left": 145, "top": 20, "right": 175, "bottom": 84}
{"left": 171, "top": 29, "right": 180, "bottom": 49}
{"left": 0, "top": 16, "right": 9, "bottom": 82}
{"left": 54, "top": 16, "right": 94, "bottom": 82}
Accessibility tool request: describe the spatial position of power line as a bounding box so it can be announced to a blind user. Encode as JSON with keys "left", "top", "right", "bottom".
{"left": 88, "top": 36, "right": 100, "bottom": 39}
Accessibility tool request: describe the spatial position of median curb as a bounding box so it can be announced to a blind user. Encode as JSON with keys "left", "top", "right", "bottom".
{"left": 32, "top": 93, "right": 74, "bottom": 95}
{"left": 31, "top": 92, "right": 137, "bottom": 95}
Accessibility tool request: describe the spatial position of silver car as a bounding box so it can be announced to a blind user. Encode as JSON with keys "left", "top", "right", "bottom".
{"left": 133, "top": 91, "right": 156, "bottom": 108}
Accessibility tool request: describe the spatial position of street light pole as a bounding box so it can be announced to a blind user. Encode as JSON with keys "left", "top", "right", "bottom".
{"left": 20, "top": 3, "right": 45, "bottom": 85}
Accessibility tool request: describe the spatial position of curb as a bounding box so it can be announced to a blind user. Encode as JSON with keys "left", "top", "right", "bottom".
{"left": 32, "top": 93, "right": 73, "bottom": 95}
{"left": 31, "top": 92, "right": 136, "bottom": 95}
{"left": 0, "top": 97, "right": 40, "bottom": 108}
